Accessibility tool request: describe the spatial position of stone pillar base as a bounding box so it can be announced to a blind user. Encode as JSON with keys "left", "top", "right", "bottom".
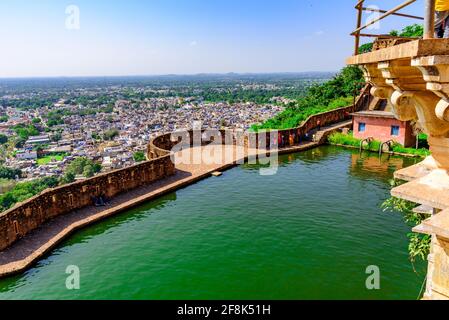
{"left": 429, "top": 136, "right": 449, "bottom": 170}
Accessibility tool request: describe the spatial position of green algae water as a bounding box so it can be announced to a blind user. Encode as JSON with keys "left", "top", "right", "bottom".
{"left": 0, "top": 146, "right": 425, "bottom": 300}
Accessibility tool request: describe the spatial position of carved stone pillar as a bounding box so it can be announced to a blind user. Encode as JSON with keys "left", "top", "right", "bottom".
{"left": 412, "top": 56, "right": 449, "bottom": 169}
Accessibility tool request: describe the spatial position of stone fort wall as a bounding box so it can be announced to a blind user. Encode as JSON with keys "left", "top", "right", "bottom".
{"left": 147, "top": 102, "right": 362, "bottom": 160}
{"left": 0, "top": 155, "right": 175, "bottom": 251}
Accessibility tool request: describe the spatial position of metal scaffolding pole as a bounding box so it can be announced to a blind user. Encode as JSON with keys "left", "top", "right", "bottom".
{"left": 424, "top": 0, "right": 436, "bottom": 39}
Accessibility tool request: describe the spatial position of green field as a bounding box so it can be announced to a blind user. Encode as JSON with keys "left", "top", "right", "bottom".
{"left": 37, "top": 153, "right": 67, "bottom": 166}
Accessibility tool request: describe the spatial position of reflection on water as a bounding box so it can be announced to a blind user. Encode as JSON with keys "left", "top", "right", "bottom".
{"left": 0, "top": 146, "right": 424, "bottom": 300}
{"left": 63, "top": 193, "right": 179, "bottom": 247}
{"left": 244, "top": 146, "right": 418, "bottom": 178}
{"left": 350, "top": 151, "right": 419, "bottom": 183}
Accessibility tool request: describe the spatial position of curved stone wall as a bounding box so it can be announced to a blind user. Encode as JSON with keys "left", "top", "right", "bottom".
{"left": 148, "top": 103, "right": 363, "bottom": 156}
{"left": 148, "top": 85, "right": 370, "bottom": 157}
{"left": 148, "top": 129, "right": 244, "bottom": 160}
{"left": 0, "top": 155, "right": 175, "bottom": 251}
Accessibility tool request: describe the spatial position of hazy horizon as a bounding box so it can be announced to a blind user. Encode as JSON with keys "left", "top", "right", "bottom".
{"left": 0, "top": 71, "right": 337, "bottom": 80}
{"left": 0, "top": 0, "right": 423, "bottom": 78}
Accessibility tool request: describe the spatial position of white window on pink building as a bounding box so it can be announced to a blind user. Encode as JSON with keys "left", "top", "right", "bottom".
{"left": 358, "top": 123, "right": 366, "bottom": 132}
{"left": 391, "top": 125, "right": 400, "bottom": 136}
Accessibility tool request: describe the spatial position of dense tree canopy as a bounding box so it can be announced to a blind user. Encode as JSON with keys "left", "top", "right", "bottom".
{"left": 390, "top": 24, "right": 423, "bottom": 38}
{"left": 103, "top": 129, "right": 120, "bottom": 141}
{"left": 12, "top": 124, "right": 39, "bottom": 140}
{"left": 0, "top": 176, "right": 59, "bottom": 212}
{"left": 253, "top": 66, "right": 364, "bottom": 130}
{"left": 63, "top": 157, "right": 102, "bottom": 181}
{"left": 0, "top": 134, "right": 8, "bottom": 145}
{"left": 359, "top": 24, "right": 423, "bottom": 54}
{"left": 133, "top": 151, "right": 146, "bottom": 163}
{"left": 0, "top": 166, "right": 22, "bottom": 180}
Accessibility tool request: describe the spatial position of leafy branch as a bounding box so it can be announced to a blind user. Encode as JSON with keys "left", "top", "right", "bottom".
{"left": 381, "top": 179, "right": 431, "bottom": 264}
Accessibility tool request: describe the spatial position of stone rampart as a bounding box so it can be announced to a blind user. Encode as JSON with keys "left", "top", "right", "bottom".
{"left": 0, "top": 155, "right": 175, "bottom": 251}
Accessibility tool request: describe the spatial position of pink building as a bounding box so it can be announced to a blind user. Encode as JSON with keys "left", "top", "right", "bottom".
{"left": 352, "top": 111, "right": 415, "bottom": 147}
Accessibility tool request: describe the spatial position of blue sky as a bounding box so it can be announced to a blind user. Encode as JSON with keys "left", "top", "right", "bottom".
{"left": 0, "top": 0, "right": 424, "bottom": 77}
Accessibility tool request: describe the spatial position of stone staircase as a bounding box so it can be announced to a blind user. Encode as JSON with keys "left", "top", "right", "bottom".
{"left": 312, "top": 120, "right": 353, "bottom": 144}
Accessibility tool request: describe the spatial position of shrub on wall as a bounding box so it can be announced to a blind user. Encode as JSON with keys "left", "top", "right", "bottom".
{"left": 381, "top": 182, "right": 431, "bottom": 264}
{"left": 328, "top": 131, "right": 430, "bottom": 157}
{"left": 0, "top": 176, "right": 59, "bottom": 212}
{"left": 252, "top": 66, "right": 364, "bottom": 131}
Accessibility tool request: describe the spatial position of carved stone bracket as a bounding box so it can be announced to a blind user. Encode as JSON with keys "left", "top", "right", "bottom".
{"left": 378, "top": 60, "right": 426, "bottom": 92}
{"left": 359, "top": 57, "right": 449, "bottom": 138}
{"left": 360, "top": 64, "right": 392, "bottom": 97}
{"left": 413, "top": 56, "right": 449, "bottom": 124}
{"left": 436, "top": 99, "right": 449, "bottom": 122}
{"left": 390, "top": 90, "right": 418, "bottom": 121}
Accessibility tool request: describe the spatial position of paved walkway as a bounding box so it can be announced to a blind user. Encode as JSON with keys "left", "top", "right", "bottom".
{"left": 0, "top": 121, "right": 349, "bottom": 277}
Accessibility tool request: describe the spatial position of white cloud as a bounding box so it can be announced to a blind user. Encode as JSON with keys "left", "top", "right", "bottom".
{"left": 315, "top": 31, "right": 325, "bottom": 36}
{"left": 189, "top": 41, "right": 198, "bottom": 47}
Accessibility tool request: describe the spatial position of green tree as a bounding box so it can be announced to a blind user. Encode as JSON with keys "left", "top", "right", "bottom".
{"left": 14, "top": 137, "right": 26, "bottom": 149}
{"left": 66, "top": 157, "right": 89, "bottom": 175}
{"left": 0, "top": 166, "right": 22, "bottom": 179}
{"left": 0, "top": 193, "right": 16, "bottom": 210}
{"left": 13, "top": 124, "right": 39, "bottom": 140}
{"left": 358, "top": 42, "right": 373, "bottom": 54}
{"left": 0, "top": 134, "right": 8, "bottom": 145}
{"left": 103, "top": 129, "right": 119, "bottom": 141}
{"left": 91, "top": 132, "right": 100, "bottom": 140}
{"left": 391, "top": 24, "right": 423, "bottom": 38}
{"left": 92, "top": 163, "right": 102, "bottom": 173}
{"left": 0, "top": 176, "right": 59, "bottom": 212}
{"left": 133, "top": 151, "right": 146, "bottom": 163}
{"left": 359, "top": 24, "right": 423, "bottom": 54}
{"left": 65, "top": 157, "right": 102, "bottom": 178}
{"left": 253, "top": 66, "right": 364, "bottom": 130}
{"left": 52, "top": 132, "right": 62, "bottom": 142}
{"left": 61, "top": 172, "right": 76, "bottom": 185}
{"left": 83, "top": 165, "right": 94, "bottom": 178}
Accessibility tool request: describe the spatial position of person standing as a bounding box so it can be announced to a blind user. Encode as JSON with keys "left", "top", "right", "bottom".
{"left": 435, "top": 0, "right": 449, "bottom": 38}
